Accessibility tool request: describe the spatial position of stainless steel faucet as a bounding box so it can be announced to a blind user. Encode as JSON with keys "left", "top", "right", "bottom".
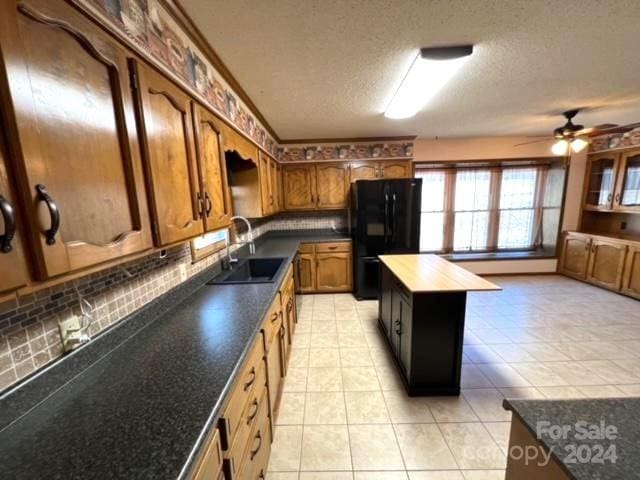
{"left": 227, "top": 216, "right": 255, "bottom": 264}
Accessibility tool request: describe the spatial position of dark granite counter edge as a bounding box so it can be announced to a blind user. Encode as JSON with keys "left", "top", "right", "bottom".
{"left": 504, "top": 398, "right": 578, "bottom": 480}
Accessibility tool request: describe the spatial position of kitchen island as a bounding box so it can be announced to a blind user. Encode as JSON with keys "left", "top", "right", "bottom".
{"left": 378, "top": 254, "right": 500, "bottom": 395}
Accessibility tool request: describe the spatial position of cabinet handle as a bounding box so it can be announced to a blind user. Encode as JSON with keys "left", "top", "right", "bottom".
{"left": 243, "top": 367, "right": 256, "bottom": 391}
{"left": 394, "top": 319, "right": 401, "bottom": 335}
{"left": 35, "top": 184, "right": 60, "bottom": 245}
{"left": 196, "top": 192, "right": 203, "bottom": 218}
{"left": 258, "top": 470, "right": 265, "bottom": 480}
{"left": 328, "top": 245, "right": 337, "bottom": 250}
{"left": 287, "top": 298, "right": 293, "bottom": 311}
{"left": 0, "top": 195, "right": 16, "bottom": 253}
{"left": 270, "top": 312, "right": 279, "bottom": 323}
{"left": 615, "top": 193, "right": 621, "bottom": 204}
{"left": 585, "top": 243, "right": 590, "bottom": 251}
{"left": 246, "top": 399, "right": 259, "bottom": 424}
{"left": 250, "top": 430, "right": 262, "bottom": 460}
{"left": 204, "top": 192, "right": 212, "bottom": 216}
{"left": 607, "top": 193, "right": 613, "bottom": 203}
{"left": 270, "top": 194, "right": 274, "bottom": 205}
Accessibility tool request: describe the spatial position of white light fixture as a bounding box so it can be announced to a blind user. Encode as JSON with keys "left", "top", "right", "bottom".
{"left": 570, "top": 137, "right": 589, "bottom": 153}
{"left": 551, "top": 137, "right": 589, "bottom": 156}
{"left": 385, "top": 45, "right": 473, "bottom": 119}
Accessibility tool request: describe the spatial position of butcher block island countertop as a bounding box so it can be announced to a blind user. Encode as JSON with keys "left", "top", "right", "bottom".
{"left": 379, "top": 254, "right": 501, "bottom": 293}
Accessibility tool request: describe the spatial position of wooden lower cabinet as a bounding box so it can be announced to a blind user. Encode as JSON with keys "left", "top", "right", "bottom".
{"left": 216, "top": 266, "right": 296, "bottom": 479}
{"left": 586, "top": 239, "right": 627, "bottom": 290}
{"left": 192, "top": 428, "right": 223, "bottom": 480}
{"left": 558, "top": 233, "right": 591, "bottom": 279}
{"left": 295, "top": 241, "right": 353, "bottom": 293}
{"left": 558, "top": 231, "right": 640, "bottom": 299}
{"left": 316, "top": 253, "right": 352, "bottom": 292}
{"left": 622, "top": 246, "right": 640, "bottom": 299}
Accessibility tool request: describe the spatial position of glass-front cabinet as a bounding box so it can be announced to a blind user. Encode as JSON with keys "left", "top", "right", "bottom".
{"left": 584, "top": 147, "right": 640, "bottom": 212}
{"left": 583, "top": 153, "right": 619, "bottom": 210}
{"left": 615, "top": 151, "right": 640, "bottom": 211}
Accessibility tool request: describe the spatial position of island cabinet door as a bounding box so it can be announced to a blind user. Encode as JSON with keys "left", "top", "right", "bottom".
{"left": 316, "top": 163, "right": 349, "bottom": 209}
{"left": 379, "top": 266, "right": 393, "bottom": 338}
{"left": 131, "top": 60, "right": 204, "bottom": 246}
{"left": 192, "top": 104, "right": 232, "bottom": 232}
{"left": 0, "top": 0, "right": 153, "bottom": 279}
{"left": 586, "top": 239, "right": 627, "bottom": 290}
{"left": 397, "top": 293, "right": 413, "bottom": 378}
{"left": 621, "top": 246, "right": 640, "bottom": 299}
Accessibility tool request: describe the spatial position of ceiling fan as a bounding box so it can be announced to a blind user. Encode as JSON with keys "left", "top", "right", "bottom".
{"left": 515, "top": 109, "right": 639, "bottom": 155}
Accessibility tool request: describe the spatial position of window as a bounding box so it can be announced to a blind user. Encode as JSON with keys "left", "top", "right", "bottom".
{"left": 415, "top": 170, "right": 446, "bottom": 251}
{"left": 453, "top": 170, "right": 491, "bottom": 251}
{"left": 415, "top": 160, "right": 565, "bottom": 255}
{"left": 190, "top": 228, "right": 228, "bottom": 262}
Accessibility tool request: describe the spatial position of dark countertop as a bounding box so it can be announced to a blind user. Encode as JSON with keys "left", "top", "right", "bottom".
{"left": 0, "top": 229, "right": 349, "bottom": 480}
{"left": 504, "top": 398, "right": 640, "bottom": 480}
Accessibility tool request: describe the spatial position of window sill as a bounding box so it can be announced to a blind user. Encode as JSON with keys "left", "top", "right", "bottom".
{"left": 438, "top": 248, "right": 556, "bottom": 262}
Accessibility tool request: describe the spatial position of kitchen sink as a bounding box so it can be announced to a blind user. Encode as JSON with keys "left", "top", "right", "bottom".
{"left": 207, "top": 257, "right": 287, "bottom": 285}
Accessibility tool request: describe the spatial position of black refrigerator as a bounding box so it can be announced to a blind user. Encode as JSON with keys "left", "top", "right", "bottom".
{"left": 351, "top": 178, "right": 422, "bottom": 299}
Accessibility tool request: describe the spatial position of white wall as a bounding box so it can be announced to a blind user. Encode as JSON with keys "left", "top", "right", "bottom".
{"left": 414, "top": 137, "right": 585, "bottom": 275}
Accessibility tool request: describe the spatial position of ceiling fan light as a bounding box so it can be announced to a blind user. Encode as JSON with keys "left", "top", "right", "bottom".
{"left": 551, "top": 139, "right": 569, "bottom": 156}
{"left": 570, "top": 137, "right": 589, "bottom": 153}
{"left": 384, "top": 45, "right": 473, "bottom": 119}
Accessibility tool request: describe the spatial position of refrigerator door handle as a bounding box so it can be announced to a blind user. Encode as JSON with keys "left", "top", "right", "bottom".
{"left": 391, "top": 193, "right": 397, "bottom": 244}
{"left": 384, "top": 193, "right": 390, "bottom": 246}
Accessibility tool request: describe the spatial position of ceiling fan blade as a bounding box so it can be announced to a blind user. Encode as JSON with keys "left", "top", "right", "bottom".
{"left": 574, "top": 124, "right": 618, "bottom": 136}
{"left": 514, "top": 138, "right": 552, "bottom": 147}
{"left": 582, "top": 122, "right": 640, "bottom": 137}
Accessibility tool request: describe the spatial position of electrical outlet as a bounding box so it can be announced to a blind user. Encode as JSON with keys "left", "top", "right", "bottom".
{"left": 621, "top": 221, "right": 627, "bottom": 230}
{"left": 58, "top": 316, "right": 83, "bottom": 353}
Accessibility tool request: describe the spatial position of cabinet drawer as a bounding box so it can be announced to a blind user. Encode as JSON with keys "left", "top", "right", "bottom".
{"left": 225, "top": 363, "right": 267, "bottom": 479}
{"left": 298, "top": 243, "right": 315, "bottom": 254}
{"left": 220, "top": 338, "right": 265, "bottom": 450}
{"left": 192, "top": 428, "right": 223, "bottom": 480}
{"left": 238, "top": 390, "right": 271, "bottom": 480}
{"left": 261, "top": 296, "right": 282, "bottom": 347}
{"left": 315, "top": 241, "right": 352, "bottom": 253}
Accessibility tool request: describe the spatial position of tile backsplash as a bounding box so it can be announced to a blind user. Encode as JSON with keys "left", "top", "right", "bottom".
{"left": 0, "top": 212, "right": 346, "bottom": 392}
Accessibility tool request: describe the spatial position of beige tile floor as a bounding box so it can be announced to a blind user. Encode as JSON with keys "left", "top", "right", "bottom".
{"left": 267, "top": 275, "right": 640, "bottom": 479}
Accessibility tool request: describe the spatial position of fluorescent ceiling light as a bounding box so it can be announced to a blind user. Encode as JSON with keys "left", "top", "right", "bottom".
{"left": 385, "top": 45, "right": 473, "bottom": 119}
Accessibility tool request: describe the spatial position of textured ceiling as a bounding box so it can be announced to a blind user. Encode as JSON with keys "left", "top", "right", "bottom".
{"left": 180, "top": 0, "right": 640, "bottom": 140}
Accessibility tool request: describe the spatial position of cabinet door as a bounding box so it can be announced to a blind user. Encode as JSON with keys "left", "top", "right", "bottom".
{"left": 398, "top": 294, "right": 412, "bottom": 378}
{"left": 583, "top": 153, "right": 619, "bottom": 211}
{"left": 380, "top": 161, "right": 410, "bottom": 179}
{"left": 282, "top": 165, "right": 316, "bottom": 210}
{"left": 132, "top": 61, "right": 204, "bottom": 246}
{"left": 295, "top": 253, "right": 316, "bottom": 293}
{"left": 558, "top": 234, "right": 591, "bottom": 279}
{"left": 614, "top": 150, "right": 640, "bottom": 211}
{"left": 316, "top": 253, "right": 352, "bottom": 292}
{"left": 266, "top": 327, "right": 284, "bottom": 420}
{"left": 350, "top": 162, "right": 378, "bottom": 182}
{"left": 0, "top": 0, "right": 152, "bottom": 278}
{"left": 269, "top": 158, "right": 280, "bottom": 213}
{"left": 258, "top": 151, "right": 272, "bottom": 215}
{"left": 276, "top": 163, "right": 284, "bottom": 212}
{"left": 192, "top": 104, "right": 231, "bottom": 231}
{"left": 0, "top": 140, "right": 29, "bottom": 294}
{"left": 379, "top": 266, "right": 393, "bottom": 337}
{"left": 586, "top": 239, "right": 627, "bottom": 290}
{"left": 622, "top": 246, "right": 640, "bottom": 299}
{"left": 316, "top": 163, "right": 349, "bottom": 209}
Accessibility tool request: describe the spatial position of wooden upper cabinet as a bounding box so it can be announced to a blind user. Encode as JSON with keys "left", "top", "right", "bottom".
{"left": 583, "top": 153, "right": 619, "bottom": 211}
{"left": 269, "top": 158, "right": 280, "bottom": 213}
{"left": 275, "top": 162, "right": 283, "bottom": 212}
{"left": 622, "top": 246, "right": 640, "bottom": 299}
{"left": 131, "top": 60, "right": 204, "bottom": 246}
{"left": 283, "top": 165, "right": 316, "bottom": 210}
{"left": 0, "top": 137, "right": 29, "bottom": 294}
{"left": 380, "top": 161, "right": 411, "bottom": 179}
{"left": 614, "top": 150, "right": 640, "bottom": 211}
{"left": 0, "top": 0, "right": 152, "bottom": 279}
{"left": 316, "top": 163, "right": 349, "bottom": 209}
{"left": 350, "top": 162, "right": 378, "bottom": 182}
{"left": 258, "top": 151, "right": 272, "bottom": 215}
{"left": 192, "top": 104, "right": 231, "bottom": 232}
{"left": 586, "top": 239, "right": 627, "bottom": 290}
{"left": 558, "top": 233, "right": 591, "bottom": 279}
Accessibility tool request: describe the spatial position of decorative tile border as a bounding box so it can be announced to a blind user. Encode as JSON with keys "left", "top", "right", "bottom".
{"left": 0, "top": 213, "right": 345, "bottom": 392}
{"left": 80, "top": 0, "right": 278, "bottom": 156}
{"left": 589, "top": 127, "right": 640, "bottom": 152}
{"left": 278, "top": 141, "right": 413, "bottom": 162}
